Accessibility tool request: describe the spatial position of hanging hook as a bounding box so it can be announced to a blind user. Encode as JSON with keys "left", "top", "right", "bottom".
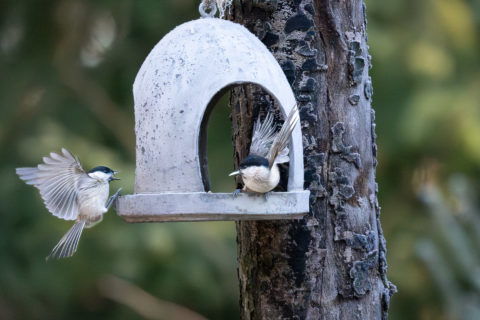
{"left": 199, "top": 0, "right": 217, "bottom": 18}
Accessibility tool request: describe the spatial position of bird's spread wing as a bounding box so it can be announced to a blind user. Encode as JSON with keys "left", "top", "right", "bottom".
{"left": 16, "top": 148, "right": 86, "bottom": 221}
{"left": 266, "top": 104, "right": 300, "bottom": 167}
{"left": 249, "top": 111, "right": 277, "bottom": 158}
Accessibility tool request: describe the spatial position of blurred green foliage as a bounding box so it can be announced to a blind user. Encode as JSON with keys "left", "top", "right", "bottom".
{"left": 367, "top": 0, "right": 480, "bottom": 318}
{"left": 0, "top": 0, "right": 479, "bottom": 319}
{"left": 416, "top": 175, "right": 480, "bottom": 320}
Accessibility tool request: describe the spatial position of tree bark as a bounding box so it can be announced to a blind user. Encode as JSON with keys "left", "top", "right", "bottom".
{"left": 227, "top": 1, "right": 396, "bottom": 319}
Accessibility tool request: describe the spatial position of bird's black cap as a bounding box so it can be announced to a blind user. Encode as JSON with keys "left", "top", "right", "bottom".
{"left": 88, "top": 166, "right": 115, "bottom": 174}
{"left": 239, "top": 155, "right": 269, "bottom": 169}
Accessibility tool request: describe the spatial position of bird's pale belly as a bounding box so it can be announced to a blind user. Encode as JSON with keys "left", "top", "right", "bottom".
{"left": 78, "top": 184, "right": 109, "bottom": 222}
{"left": 243, "top": 165, "right": 280, "bottom": 193}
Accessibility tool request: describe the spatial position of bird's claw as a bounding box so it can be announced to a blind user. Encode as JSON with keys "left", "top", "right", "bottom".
{"left": 232, "top": 189, "right": 242, "bottom": 198}
{"left": 264, "top": 191, "right": 272, "bottom": 201}
{"left": 107, "top": 188, "right": 122, "bottom": 210}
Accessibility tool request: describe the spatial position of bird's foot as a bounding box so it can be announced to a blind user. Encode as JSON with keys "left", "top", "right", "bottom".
{"left": 264, "top": 191, "right": 272, "bottom": 201}
{"left": 232, "top": 189, "right": 242, "bottom": 198}
{"left": 107, "top": 188, "right": 122, "bottom": 210}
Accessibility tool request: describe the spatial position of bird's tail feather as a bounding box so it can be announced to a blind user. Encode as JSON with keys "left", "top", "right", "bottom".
{"left": 267, "top": 104, "right": 300, "bottom": 167}
{"left": 274, "top": 147, "right": 290, "bottom": 164}
{"left": 46, "top": 220, "right": 85, "bottom": 260}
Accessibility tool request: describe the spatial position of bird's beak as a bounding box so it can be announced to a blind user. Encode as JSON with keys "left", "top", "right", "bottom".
{"left": 229, "top": 170, "right": 240, "bottom": 177}
{"left": 111, "top": 171, "right": 120, "bottom": 181}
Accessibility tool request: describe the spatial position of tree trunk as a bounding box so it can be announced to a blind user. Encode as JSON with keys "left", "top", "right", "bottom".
{"left": 227, "top": 1, "right": 396, "bottom": 319}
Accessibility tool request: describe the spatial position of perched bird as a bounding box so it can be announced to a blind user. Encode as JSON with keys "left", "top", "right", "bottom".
{"left": 16, "top": 148, "right": 121, "bottom": 260}
{"left": 229, "top": 104, "right": 300, "bottom": 198}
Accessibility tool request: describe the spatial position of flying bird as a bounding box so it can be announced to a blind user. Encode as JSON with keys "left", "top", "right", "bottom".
{"left": 16, "top": 148, "right": 121, "bottom": 260}
{"left": 229, "top": 104, "right": 300, "bottom": 198}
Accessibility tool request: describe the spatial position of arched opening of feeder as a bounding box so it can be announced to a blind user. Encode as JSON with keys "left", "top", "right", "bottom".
{"left": 199, "top": 83, "right": 290, "bottom": 193}
{"left": 199, "top": 87, "right": 235, "bottom": 192}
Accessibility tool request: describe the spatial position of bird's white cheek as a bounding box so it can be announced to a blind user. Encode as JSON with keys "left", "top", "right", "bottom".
{"left": 88, "top": 171, "right": 110, "bottom": 181}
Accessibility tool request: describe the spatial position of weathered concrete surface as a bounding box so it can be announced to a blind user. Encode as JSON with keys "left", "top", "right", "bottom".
{"left": 132, "top": 18, "right": 303, "bottom": 193}
{"left": 117, "top": 17, "right": 310, "bottom": 221}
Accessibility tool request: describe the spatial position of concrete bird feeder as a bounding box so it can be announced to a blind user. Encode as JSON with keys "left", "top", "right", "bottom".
{"left": 116, "top": 18, "right": 310, "bottom": 222}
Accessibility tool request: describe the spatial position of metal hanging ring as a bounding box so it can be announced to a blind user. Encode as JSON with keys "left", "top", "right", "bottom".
{"left": 199, "top": 1, "right": 217, "bottom": 18}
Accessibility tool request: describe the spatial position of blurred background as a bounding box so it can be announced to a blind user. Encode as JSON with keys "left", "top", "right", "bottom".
{"left": 0, "top": 0, "right": 479, "bottom": 319}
